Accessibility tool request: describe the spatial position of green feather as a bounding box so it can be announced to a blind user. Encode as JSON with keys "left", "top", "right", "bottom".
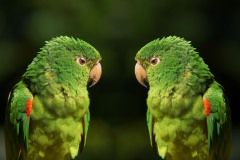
{"left": 83, "top": 111, "right": 90, "bottom": 145}
{"left": 146, "top": 110, "right": 153, "bottom": 147}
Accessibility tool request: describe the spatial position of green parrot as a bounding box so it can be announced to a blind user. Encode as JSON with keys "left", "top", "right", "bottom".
{"left": 5, "top": 36, "right": 102, "bottom": 160}
{"left": 135, "top": 36, "right": 231, "bottom": 160}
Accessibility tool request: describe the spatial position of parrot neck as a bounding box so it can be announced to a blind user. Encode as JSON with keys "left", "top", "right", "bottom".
{"left": 147, "top": 64, "right": 213, "bottom": 118}
{"left": 149, "top": 70, "right": 213, "bottom": 97}
{"left": 23, "top": 67, "right": 89, "bottom": 118}
{"left": 23, "top": 71, "right": 88, "bottom": 96}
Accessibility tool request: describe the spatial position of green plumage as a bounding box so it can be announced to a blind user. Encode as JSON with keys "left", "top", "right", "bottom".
{"left": 5, "top": 36, "right": 101, "bottom": 160}
{"left": 135, "top": 36, "right": 231, "bottom": 160}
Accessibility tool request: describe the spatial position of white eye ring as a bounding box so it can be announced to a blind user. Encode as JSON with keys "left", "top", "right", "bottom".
{"left": 76, "top": 57, "right": 86, "bottom": 65}
{"left": 150, "top": 57, "right": 160, "bottom": 66}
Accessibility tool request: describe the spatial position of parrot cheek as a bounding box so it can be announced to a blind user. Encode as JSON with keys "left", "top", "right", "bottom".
{"left": 88, "top": 62, "right": 102, "bottom": 87}
{"left": 135, "top": 62, "right": 148, "bottom": 87}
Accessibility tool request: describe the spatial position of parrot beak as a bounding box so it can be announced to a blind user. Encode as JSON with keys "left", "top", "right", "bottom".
{"left": 88, "top": 62, "right": 102, "bottom": 87}
{"left": 135, "top": 61, "right": 148, "bottom": 87}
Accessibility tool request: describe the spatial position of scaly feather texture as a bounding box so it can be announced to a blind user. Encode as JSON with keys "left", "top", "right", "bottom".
{"left": 135, "top": 36, "right": 231, "bottom": 160}
{"left": 5, "top": 36, "right": 101, "bottom": 160}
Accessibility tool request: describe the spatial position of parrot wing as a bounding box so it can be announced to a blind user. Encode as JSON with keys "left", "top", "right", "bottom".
{"left": 203, "top": 81, "right": 231, "bottom": 159}
{"left": 147, "top": 110, "right": 160, "bottom": 155}
{"left": 79, "top": 110, "right": 90, "bottom": 153}
{"left": 74, "top": 110, "right": 90, "bottom": 160}
{"left": 147, "top": 110, "right": 154, "bottom": 148}
{"left": 5, "top": 81, "right": 33, "bottom": 159}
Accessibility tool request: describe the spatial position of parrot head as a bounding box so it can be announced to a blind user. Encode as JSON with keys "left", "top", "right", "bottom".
{"left": 135, "top": 36, "right": 209, "bottom": 88}
{"left": 24, "top": 36, "right": 102, "bottom": 90}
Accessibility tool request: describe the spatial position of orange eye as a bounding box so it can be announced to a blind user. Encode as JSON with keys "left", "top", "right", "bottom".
{"left": 150, "top": 57, "right": 160, "bottom": 66}
{"left": 76, "top": 57, "right": 86, "bottom": 65}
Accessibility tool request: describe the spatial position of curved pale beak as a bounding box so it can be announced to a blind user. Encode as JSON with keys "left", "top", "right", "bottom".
{"left": 88, "top": 62, "right": 102, "bottom": 87}
{"left": 135, "top": 61, "right": 148, "bottom": 87}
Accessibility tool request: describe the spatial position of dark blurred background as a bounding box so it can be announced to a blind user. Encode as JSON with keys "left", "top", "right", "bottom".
{"left": 0, "top": 0, "right": 239, "bottom": 159}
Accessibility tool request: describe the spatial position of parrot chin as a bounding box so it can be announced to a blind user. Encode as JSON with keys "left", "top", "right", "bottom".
{"left": 135, "top": 61, "right": 148, "bottom": 87}
{"left": 88, "top": 62, "right": 102, "bottom": 87}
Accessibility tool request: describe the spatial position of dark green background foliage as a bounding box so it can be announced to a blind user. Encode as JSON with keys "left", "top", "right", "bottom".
{"left": 0, "top": 0, "right": 239, "bottom": 159}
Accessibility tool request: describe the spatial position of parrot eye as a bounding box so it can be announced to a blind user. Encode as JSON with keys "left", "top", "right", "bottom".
{"left": 150, "top": 57, "right": 160, "bottom": 66}
{"left": 76, "top": 57, "right": 86, "bottom": 66}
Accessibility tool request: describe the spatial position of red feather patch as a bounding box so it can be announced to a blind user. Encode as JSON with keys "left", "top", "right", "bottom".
{"left": 203, "top": 99, "right": 211, "bottom": 116}
{"left": 25, "top": 99, "right": 33, "bottom": 116}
